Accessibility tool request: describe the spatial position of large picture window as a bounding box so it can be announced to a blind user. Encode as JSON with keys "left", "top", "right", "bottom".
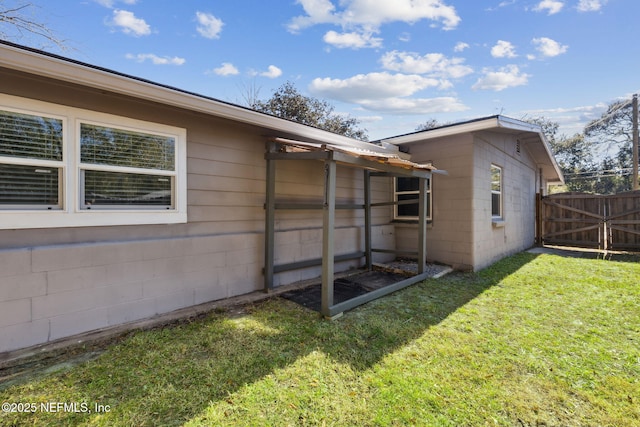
{"left": 491, "top": 164, "right": 502, "bottom": 219}
{"left": 394, "top": 177, "right": 432, "bottom": 220}
{"left": 0, "top": 94, "right": 186, "bottom": 229}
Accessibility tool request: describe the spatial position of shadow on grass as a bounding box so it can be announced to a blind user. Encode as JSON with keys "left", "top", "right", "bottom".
{"left": 0, "top": 252, "right": 539, "bottom": 426}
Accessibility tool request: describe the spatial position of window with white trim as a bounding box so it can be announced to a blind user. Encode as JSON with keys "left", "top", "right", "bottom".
{"left": 491, "top": 164, "right": 502, "bottom": 219}
{"left": 0, "top": 109, "right": 64, "bottom": 210}
{"left": 0, "top": 94, "right": 187, "bottom": 229}
{"left": 394, "top": 177, "right": 432, "bottom": 220}
{"left": 79, "top": 122, "right": 176, "bottom": 210}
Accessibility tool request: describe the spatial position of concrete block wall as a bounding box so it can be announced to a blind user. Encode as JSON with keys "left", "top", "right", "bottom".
{"left": 0, "top": 235, "right": 247, "bottom": 353}
{"left": 0, "top": 223, "right": 394, "bottom": 353}
{"left": 395, "top": 134, "right": 475, "bottom": 270}
{"left": 472, "top": 131, "right": 538, "bottom": 270}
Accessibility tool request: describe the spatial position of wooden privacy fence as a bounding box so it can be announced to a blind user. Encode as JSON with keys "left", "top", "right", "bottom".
{"left": 538, "top": 191, "right": 640, "bottom": 250}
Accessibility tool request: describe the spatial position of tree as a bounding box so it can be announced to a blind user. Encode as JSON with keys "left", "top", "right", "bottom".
{"left": 250, "top": 82, "right": 368, "bottom": 141}
{"left": 0, "top": 1, "right": 66, "bottom": 50}
{"left": 525, "top": 111, "right": 636, "bottom": 194}
{"left": 585, "top": 98, "right": 634, "bottom": 150}
{"left": 584, "top": 97, "right": 636, "bottom": 192}
{"left": 415, "top": 119, "right": 442, "bottom": 132}
{"left": 550, "top": 133, "right": 599, "bottom": 193}
{"left": 523, "top": 116, "right": 599, "bottom": 192}
{"left": 522, "top": 115, "right": 559, "bottom": 145}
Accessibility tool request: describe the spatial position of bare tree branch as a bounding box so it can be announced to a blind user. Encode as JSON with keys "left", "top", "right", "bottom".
{"left": 0, "top": 1, "right": 68, "bottom": 51}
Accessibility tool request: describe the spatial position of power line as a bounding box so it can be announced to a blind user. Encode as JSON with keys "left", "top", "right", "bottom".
{"left": 564, "top": 167, "right": 633, "bottom": 176}
{"left": 563, "top": 167, "right": 633, "bottom": 178}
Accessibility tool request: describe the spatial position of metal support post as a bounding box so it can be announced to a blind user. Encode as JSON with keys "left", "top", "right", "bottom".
{"left": 417, "top": 177, "right": 428, "bottom": 274}
{"left": 363, "top": 169, "right": 372, "bottom": 270}
{"left": 264, "top": 142, "right": 277, "bottom": 292}
{"left": 321, "top": 158, "right": 337, "bottom": 317}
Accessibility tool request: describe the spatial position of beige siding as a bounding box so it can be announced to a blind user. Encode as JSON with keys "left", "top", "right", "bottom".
{"left": 394, "top": 130, "right": 539, "bottom": 271}
{"left": 471, "top": 131, "right": 538, "bottom": 270}
{"left": 0, "top": 71, "right": 396, "bottom": 353}
{"left": 395, "top": 134, "right": 475, "bottom": 270}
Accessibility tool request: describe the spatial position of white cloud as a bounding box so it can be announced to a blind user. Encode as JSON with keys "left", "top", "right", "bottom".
{"left": 531, "top": 37, "right": 568, "bottom": 58}
{"left": 522, "top": 102, "right": 609, "bottom": 135}
{"left": 288, "top": 0, "right": 461, "bottom": 33}
{"left": 357, "top": 115, "right": 384, "bottom": 123}
{"left": 486, "top": 0, "right": 516, "bottom": 11}
{"left": 454, "top": 42, "right": 469, "bottom": 52}
{"left": 380, "top": 51, "right": 473, "bottom": 79}
{"left": 358, "top": 97, "right": 468, "bottom": 114}
{"left": 125, "top": 53, "right": 185, "bottom": 65}
{"left": 261, "top": 65, "right": 283, "bottom": 78}
{"left": 310, "top": 72, "right": 444, "bottom": 103}
{"left": 110, "top": 9, "right": 151, "bottom": 36}
{"left": 308, "top": 70, "right": 468, "bottom": 114}
{"left": 196, "top": 11, "right": 224, "bottom": 39}
{"left": 472, "top": 65, "right": 530, "bottom": 91}
{"left": 533, "top": 0, "right": 564, "bottom": 15}
{"left": 213, "top": 62, "right": 239, "bottom": 76}
{"left": 94, "top": 0, "right": 138, "bottom": 8}
{"left": 398, "top": 32, "right": 411, "bottom": 42}
{"left": 323, "top": 30, "right": 382, "bottom": 49}
{"left": 491, "top": 40, "right": 517, "bottom": 58}
{"left": 577, "top": 0, "right": 608, "bottom": 12}
{"left": 524, "top": 103, "right": 608, "bottom": 117}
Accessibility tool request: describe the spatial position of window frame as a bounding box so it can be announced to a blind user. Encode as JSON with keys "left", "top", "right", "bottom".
{"left": 491, "top": 164, "right": 503, "bottom": 220}
{"left": 77, "top": 119, "right": 178, "bottom": 211}
{"left": 393, "top": 176, "right": 432, "bottom": 221}
{"left": 0, "top": 107, "right": 67, "bottom": 210}
{"left": 0, "top": 94, "right": 187, "bottom": 229}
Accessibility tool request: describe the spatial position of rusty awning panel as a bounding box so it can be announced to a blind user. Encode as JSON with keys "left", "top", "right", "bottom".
{"left": 270, "top": 137, "right": 436, "bottom": 173}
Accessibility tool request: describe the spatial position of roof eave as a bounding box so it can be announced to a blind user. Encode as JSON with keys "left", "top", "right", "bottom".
{"left": 381, "top": 115, "right": 545, "bottom": 146}
{"left": 0, "top": 42, "right": 398, "bottom": 155}
{"left": 382, "top": 115, "right": 565, "bottom": 184}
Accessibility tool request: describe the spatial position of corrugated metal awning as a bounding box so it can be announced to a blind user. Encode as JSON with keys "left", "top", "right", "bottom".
{"left": 270, "top": 137, "right": 436, "bottom": 175}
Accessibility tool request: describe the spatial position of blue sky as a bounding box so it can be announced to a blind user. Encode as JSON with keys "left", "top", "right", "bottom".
{"left": 8, "top": 0, "right": 640, "bottom": 140}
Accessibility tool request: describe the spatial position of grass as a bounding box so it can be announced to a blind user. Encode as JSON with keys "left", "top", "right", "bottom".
{"left": 1, "top": 251, "right": 639, "bottom": 426}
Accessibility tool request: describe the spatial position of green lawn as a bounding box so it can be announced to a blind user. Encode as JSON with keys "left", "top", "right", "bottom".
{"left": 1, "top": 251, "right": 639, "bottom": 426}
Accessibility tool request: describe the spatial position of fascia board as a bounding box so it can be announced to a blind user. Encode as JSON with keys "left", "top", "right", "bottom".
{"left": 382, "top": 117, "right": 502, "bottom": 145}
{"left": 384, "top": 116, "right": 545, "bottom": 146}
{"left": 531, "top": 131, "right": 565, "bottom": 184}
{"left": 0, "top": 43, "right": 397, "bottom": 155}
{"left": 382, "top": 113, "right": 564, "bottom": 183}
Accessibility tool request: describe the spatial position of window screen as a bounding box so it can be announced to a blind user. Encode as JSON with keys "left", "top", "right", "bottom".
{"left": 80, "top": 123, "right": 175, "bottom": 171}
{"left": 0, "top": 109, "right": 63, "bottom": 208}
{"left": 79, "top": 123, "right": 176, "bottom": 209}
{"left": 82, "top": 170, "right": 172, "bottom": 208}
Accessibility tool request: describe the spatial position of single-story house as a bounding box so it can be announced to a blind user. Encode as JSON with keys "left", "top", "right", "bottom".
{"left": 0, "top": 41, "right": 562, "bottom": 354}
{"left": 381, "top": 117, "right": 564, "bottom": 271}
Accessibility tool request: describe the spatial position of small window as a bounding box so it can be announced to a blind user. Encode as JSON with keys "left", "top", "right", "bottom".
{"left": 0, "top": 109, "right": 64, "bottom": 210}
{"left": 491, "top": 165, "right": 502, "bottom": 219}
{"left": 394, "top": 177, "right": 432, "bottom": 220}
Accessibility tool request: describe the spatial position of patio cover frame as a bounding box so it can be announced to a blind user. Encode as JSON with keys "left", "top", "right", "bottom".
{"left": 264, "top": 138, "right": 432, "bottom": 318}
